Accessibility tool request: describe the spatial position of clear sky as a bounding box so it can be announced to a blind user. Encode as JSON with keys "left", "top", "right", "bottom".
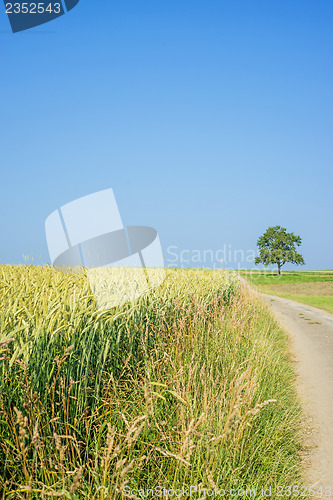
{"left": 1, "top": 0, "right": 332, "bottom": 270}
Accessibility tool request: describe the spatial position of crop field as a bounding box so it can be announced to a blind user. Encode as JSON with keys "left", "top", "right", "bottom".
{"left": 241, "top": 271, "right": 333, "bottom": 314}
{"left": 0, "top": 266, "right": 303, "bottom": 498}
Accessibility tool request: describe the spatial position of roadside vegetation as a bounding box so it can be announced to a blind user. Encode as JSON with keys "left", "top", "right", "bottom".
{"left": 0, "top": 266, "right": 303, "bottom": 498}
{"left": 241, "top": 270, "right": 333, "bottom": 314}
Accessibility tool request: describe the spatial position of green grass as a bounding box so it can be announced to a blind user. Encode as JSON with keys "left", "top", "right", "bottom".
{"left": 240, "top": 270, "right": 333, "bottom": 315}
{"left": 260, "top": 291, "right": 333, "bottom": 315}
{"left": 239, "top": 271, "right": 333, "bottom": 286}
{"left": 0, "top": 266, "right": 304, "bottom": 498}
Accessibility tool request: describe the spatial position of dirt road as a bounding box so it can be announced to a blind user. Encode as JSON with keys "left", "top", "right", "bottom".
{"left": 263, "top": 294, "right": 333, "bottom": 490}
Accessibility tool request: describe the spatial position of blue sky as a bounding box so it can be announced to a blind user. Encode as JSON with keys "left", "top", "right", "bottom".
{"left": 1, "top": 0, "right": 332, "bottom": 270}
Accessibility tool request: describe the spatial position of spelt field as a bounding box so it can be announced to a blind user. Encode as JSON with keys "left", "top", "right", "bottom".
{"left": 0, "top": 266, "right": 303, "bottom": 498}
{"left": 241, "top": 270, "right": 333, "bottom": 314}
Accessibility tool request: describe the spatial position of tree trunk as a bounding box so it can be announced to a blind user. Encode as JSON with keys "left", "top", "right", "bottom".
{"left": 278, "top": 263, "right": 281, "bottom": 276}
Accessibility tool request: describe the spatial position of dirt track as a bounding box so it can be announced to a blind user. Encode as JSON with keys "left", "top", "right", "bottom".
{"left": 262, "top": 294, "right": 333, "bottom": 490}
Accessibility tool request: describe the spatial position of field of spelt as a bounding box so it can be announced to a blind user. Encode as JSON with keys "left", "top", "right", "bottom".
{"left": 0, "top": 266, "right": 303, "bottom": 499}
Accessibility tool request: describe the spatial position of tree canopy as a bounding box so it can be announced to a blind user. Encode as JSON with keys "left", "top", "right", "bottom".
{"left": 255, "top": 225, "right": 305, "bottom": 275}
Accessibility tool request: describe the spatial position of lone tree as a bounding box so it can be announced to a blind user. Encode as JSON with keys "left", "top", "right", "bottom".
{"left": 255, "top": 225, "right": 305, "bottom": 275}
